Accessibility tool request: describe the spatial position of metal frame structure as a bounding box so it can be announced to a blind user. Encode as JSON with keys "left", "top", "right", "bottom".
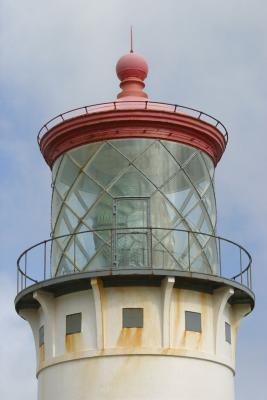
{"left": 112, "top": 197, "right": 151, "bottom": 268}
{"left": 50, "top": 139, "right": 217, "bottom": 278}
{"left": 37, "top": 101, "right": 228, "bottom": 144}
{"left": 17, "top": 227, "right": 252, "bottom": 293}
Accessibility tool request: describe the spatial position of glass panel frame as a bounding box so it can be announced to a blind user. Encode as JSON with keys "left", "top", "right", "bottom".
{"left": 113, "top": 197, "right": 151, "bottom": 269}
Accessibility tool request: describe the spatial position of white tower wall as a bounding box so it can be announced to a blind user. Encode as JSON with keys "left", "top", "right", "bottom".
{"left": 21, "top": 278, "right": 250, "bottom": 400}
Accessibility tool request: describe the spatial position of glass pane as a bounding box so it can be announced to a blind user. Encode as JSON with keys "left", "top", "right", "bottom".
{"left": 109, "top": 166, "right": 155, "bottom": 197}
{"left": 202, "top": 152, "right": 215, "bottom": 180}
{"left": 51, "top": 188, "right": 63, "bottom": 229}
{"left": 51, "top": 240, "right": 64, "bottom": 275}
{"left": 84, "top": 193, "right": 113, "bottom": 229}
{"left": 52, "top": 155, "right": 63, "bottom": 184}
{"left": 116, "top": 199, "right": 148, "bottom": 228}
{"left": 202, "top": 186, "right": 216, "bottom": 226}
{"left": 188, "top": 233, "right": 216, "bottom": 273}
{"left": 204, "top": 237, "right": 219, "bottom": 274}
{"left": 116, "top": 233, "right": 149, "bottom": 268}
{"left": 161, "top": 230, "right": 189, "bottom": 269}
{"left": 186, "top": 204, "right": 203, "bottom": 230}
{"left": 191, "top": 252, "right": 211, "bottom": 273}
{"left": 184, "top": 154, "right": 210, "bottom": 195}
{"left": 62, "top": 207, "right": 80, "bottom": 232}
{"left": 54, "top": 209, "right": 72, "bottom": 237}
{"left": 75, "top": 230, "right": 108, "bottom": 268}
{"left": 85, "top": 143, "right": 129, "bottom": 188}
{"left": 181, "top": 191, "right": 199, "bottom": 216}
{"left": 68, "top": 142, "right": 102, "bottom": 168}
{"left": 162, "top": 140, "right": 197, "bottom": 166}
{"left": 162, "top": 170, "right": 198, "bottom": 214}
{"left": 199, "top": 218, "right": 213, "bottom": 235}
{"left": 65, "top": 173, "right": 103, "bottom": 218}
{"left": 85, "top": 244, "right": 111, "bottom": 271}
{"left": 188, "top": 234, "right": 203, "bottom": 261}
{"left": 56, "top": 256, "right": 75, "bottom": 276}
{"left": 65, "top": 191, "right": 86, "bottom": 219}
{"left": 111, "top": 139, "right": 153, "bottom": 161}
{"left": 152, "top": 240, "right": 177, "bottom": 269}
{"left": 64, "top": 238, "right": 87, "bottom": 271}
{"left": 56, "top": 155, "right": 80, "bottom": 199}
{"left": 134, "top": 141, "right": 179, "bottom": 187}
{"left": 150, "top": 191, "right": 180, "bottom": 235}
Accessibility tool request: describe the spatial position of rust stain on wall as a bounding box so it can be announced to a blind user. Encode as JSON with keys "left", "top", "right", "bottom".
{"left": 170, "top": 289, "right": 181, "bottom": 348}
{"left": 198, "top": 292, "right": 210, "bottom": 350}
{"left": 98, "top": 279, "right": 105, "bottom": 349}
{"left": 108, "top": 356, "right": 142, "bottom": 395}
{"left": 181, "top": 330, "right": 202, "bottom": 350}
{"left": 117, "top": 328, "right": 143, "bottom": 348}
{"left": 65, "top": 333, "right": 81, "bottom": 353}
{"left": 39, "top": 344, "right": 45, "bottom": 363}
{"left": 173, "top": 289, "right": 180, "bottom": 329}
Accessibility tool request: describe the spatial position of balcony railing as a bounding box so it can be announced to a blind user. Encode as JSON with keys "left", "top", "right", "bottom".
{"left": 37, "top": 101, "right": 228, "bottom": 144}
{"left": 17, "top": 228, "right": 252, "bottom": 293}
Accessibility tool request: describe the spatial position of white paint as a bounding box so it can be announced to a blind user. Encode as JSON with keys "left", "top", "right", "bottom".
{"left": 38, "top": 356, "right": 235, "bottom": 400}
{"left": 21, "top": 279, "right": 250, "bottom": 400}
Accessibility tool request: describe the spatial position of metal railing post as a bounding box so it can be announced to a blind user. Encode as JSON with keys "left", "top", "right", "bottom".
{"left": 240, "top": 248, "right": 243, "bottom": 285}
{"left": 112, "top": 228, "right": 117, "bottom": 268}
{"left": 218, "top": 238, "right": 222, "bottom": 276}
{"left": 73, "top": 235, "right": 76, "bottom": 272}
{"left": 15, "top": 227, "right": 253, "bottom": 293}
{"left": 21, "top": 264, "right": 23, "bottom": 291}
{"left": 17, "top": 267, "right": 19, "bottom": 293}
{"left": 149, "top": 227, "right": 152, "bottom": 268}
{"left": 188, "top": 231, "right": 191, "bottom": 271}
{"left": 44, "top": 241, "right": 47, "bottom": 280}
{"left": 24, "top": 253, "right": 27, "bottom": 289}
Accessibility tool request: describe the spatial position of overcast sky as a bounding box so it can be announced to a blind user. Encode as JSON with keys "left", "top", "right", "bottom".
{"left": 0, "top": 1, "right": 266, "bottom": 399}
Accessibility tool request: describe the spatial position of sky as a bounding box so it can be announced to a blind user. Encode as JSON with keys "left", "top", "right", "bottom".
{"left": 0, "top": 0, "right": 266, "bottom": 398}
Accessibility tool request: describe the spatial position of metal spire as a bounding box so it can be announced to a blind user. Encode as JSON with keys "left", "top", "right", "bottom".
{"left": 130, "top": 26, "right": 134, "bottom": 53}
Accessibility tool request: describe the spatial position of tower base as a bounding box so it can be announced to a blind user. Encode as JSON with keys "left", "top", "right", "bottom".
{"left": 16, "top": 272, "right": 254, "bottom": 400}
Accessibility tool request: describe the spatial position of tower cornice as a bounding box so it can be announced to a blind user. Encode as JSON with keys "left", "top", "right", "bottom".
{"left": 39, "top": 102, "right": 227, "bottom": 168}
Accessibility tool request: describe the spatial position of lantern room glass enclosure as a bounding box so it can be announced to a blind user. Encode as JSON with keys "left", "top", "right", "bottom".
{"left": 51, "top": 139, "right": 217, "bottom": 276}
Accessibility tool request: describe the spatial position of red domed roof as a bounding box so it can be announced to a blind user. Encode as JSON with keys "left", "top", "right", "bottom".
{"left": 116, "top": 52, "right": 148, "bottom": 81}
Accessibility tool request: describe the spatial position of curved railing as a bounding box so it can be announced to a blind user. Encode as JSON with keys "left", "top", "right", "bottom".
{"left": 37, "top": 101, "right": 228, "bottom": 144}
{"left": 17, "top": 228, "right": 251, "bottom": 293}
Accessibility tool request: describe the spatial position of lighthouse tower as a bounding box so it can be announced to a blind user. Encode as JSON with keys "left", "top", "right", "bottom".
{"left": 15, "top": 47, "right": 254, "bottom": 400}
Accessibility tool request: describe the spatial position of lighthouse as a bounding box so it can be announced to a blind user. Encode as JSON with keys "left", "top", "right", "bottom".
{"left": 15, "top": 47, "right": 254, "bottom": 400}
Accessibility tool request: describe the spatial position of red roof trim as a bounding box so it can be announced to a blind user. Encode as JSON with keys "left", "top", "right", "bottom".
{"left": 39, "top": 109, "right": 226, "bottom": 168}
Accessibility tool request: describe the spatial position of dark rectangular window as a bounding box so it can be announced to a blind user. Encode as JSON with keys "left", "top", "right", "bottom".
{"left": 123, "top": 308, "right": 143, "bottom": 328}
{"left": 39, "top": 325, "right": 44, "bottom": 347}
{"left": 66, "top": 313, "right": 82, "bottom": 335}
{"left": 225, "top": 322, "right": 231, "bottom": 344}
{"left": 185, "top": 311, "right": 201, "bottom": 333}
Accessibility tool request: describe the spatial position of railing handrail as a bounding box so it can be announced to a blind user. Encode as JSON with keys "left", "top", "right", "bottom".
{"left": 37, "top": 100, "right": 228, "bottom": 144}
{"left": 17, "top": 227, "right": 251, "bottom": 292}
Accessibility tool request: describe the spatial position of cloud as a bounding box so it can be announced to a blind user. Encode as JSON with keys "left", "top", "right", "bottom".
{"left": 0, "top": 1, "right": 266, "bottom": 399}
{"left": 0, "top": 275, "right": 37, "bottom": 399}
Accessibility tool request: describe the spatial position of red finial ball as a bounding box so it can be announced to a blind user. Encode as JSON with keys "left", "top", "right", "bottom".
{"left": 116, "top": 52, "right": 149, "bottom": 82}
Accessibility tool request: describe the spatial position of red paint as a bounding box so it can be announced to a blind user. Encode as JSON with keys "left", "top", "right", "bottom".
{"left": 116, "top": 51, "right": 149, "bottom": 99}
{"left": 39, "top": 51, "right": 227, "bottom": 169}
{"left": 39, "top": 107, "right": 226, "bottom": 168}
{"left": 116, "top": 52, "right": 148, "bottom": 81}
